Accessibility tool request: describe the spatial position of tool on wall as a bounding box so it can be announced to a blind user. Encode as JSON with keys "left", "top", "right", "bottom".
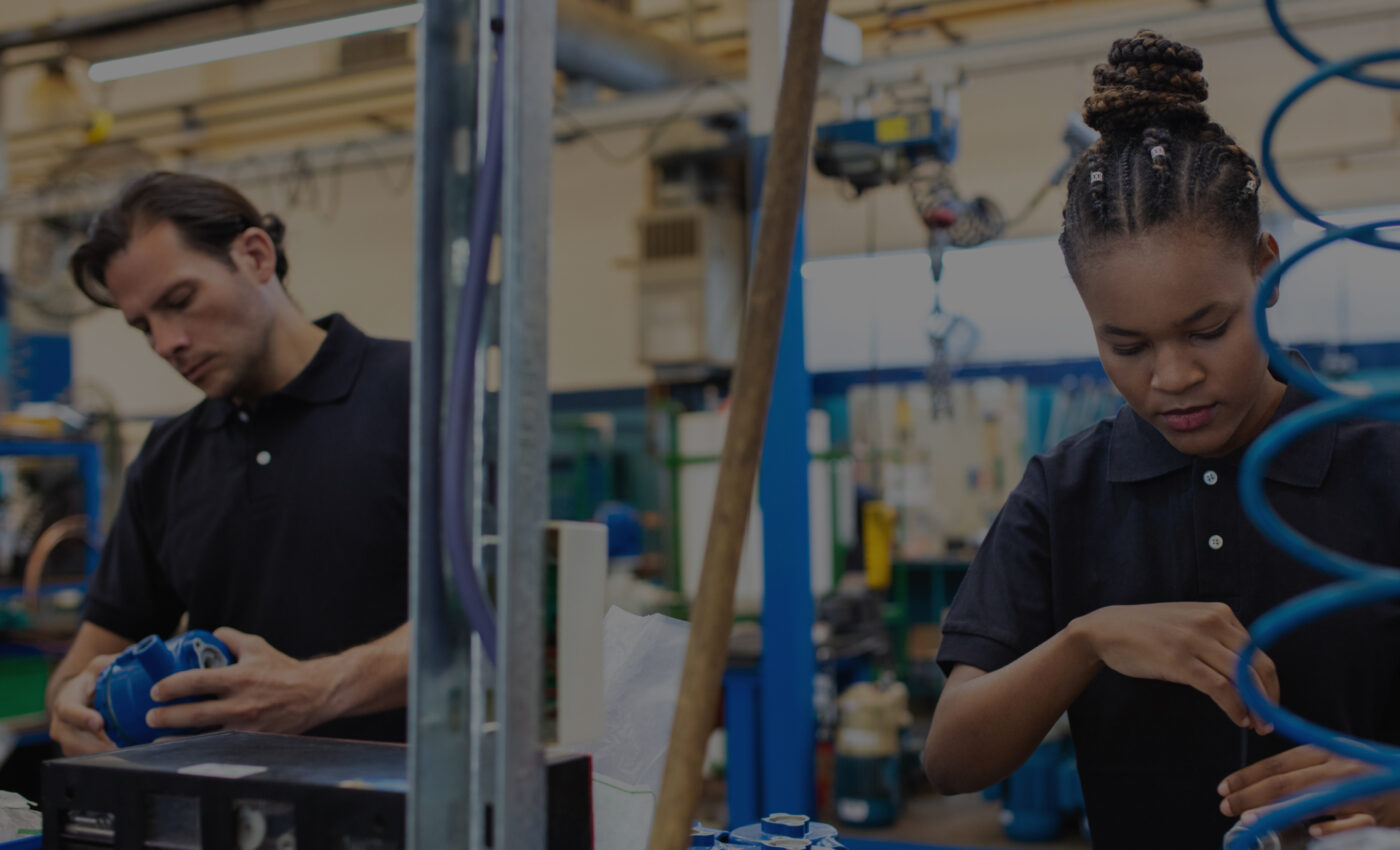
{"left": 814, "top": 104, "right": 996, "bottom": 416}
{"left": 815, "top": 103, "right": 1097, "bottom": 418}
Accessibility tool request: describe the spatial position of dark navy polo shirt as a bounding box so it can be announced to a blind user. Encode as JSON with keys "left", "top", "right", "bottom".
{"left": 938, "top": 373, "right": 1400, "bottom": 849}
{"left": 85, "top": 314, "right": 410, "bottom": 743}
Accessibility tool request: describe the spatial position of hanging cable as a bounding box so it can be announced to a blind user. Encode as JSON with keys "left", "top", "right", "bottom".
{"left": 553, "top": 77, "right": 748, "bottom": 166}
{"left": 441, "top": 0, "right": 507, "bottom": 666}
{"left": 1226, "top": 3, "right": 1400, "bottom": 845}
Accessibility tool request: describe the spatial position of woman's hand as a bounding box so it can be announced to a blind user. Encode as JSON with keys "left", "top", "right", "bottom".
{"left": 1081, "top": 602, "right": 1279, "bottom": 730}
{"left": 1219, "top": 745, "right": 1399, "bottom": 838}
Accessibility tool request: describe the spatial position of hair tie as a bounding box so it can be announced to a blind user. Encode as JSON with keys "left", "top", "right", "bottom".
{"left": 1090, "top": 171, "right": 1105, "bottom": 185}
{"left": 1149, "top": 145, "right": 1167, "bottom": 162}
{"left": 1244, "top": 178, "right": 1257, "bottom": 194}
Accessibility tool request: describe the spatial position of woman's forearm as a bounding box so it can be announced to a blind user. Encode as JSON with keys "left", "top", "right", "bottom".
{"left": 924, "top": 616, "right": 1103, "bottom": 794}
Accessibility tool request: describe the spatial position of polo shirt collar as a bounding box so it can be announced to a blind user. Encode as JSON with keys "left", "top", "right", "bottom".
{"left": 1106, "top": 351, "right": 1336, "bottom": 487}
{"left": 194, "top": 314, "right": 368, "bottom": 430}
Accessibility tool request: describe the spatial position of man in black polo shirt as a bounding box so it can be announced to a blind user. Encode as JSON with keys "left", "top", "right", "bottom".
{"left": 45, "top": 172, "right": 410, "bottom": 754}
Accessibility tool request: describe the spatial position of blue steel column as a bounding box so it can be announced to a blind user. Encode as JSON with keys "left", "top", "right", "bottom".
{"left": 78, "top": 441, "right": 102, "bottom": 577}
{"left": 723, "top": 667, "right": 762, "bottom": 827}
{"left": 750, "top": 131, "right": 816, "bottom": 816}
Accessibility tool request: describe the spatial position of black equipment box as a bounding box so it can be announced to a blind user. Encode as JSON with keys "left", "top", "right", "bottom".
{"left": 42, "top": 731, "right": 593, "bottom": 850}
{"left": 43, "top": 732, "right": 406, "bottom": 850}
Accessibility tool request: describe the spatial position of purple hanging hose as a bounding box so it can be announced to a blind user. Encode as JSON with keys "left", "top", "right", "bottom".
{"left": 442, "top": 4, "right": 505, "bottom": 665}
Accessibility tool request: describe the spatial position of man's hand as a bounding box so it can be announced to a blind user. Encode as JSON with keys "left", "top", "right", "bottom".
{"left": 49, "top": 653, "right": 117, "bottom": 755}
{"left": 1219, "top": 745, "right": 1400, "bottom": 838}
{"left": 147, "top": 628, "right": 334, "bottom": 735}
{"left": 1081, "top": 602, "right": 1280, "bottom": 730}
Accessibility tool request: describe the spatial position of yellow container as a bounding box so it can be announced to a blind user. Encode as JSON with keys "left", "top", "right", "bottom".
{"left": 861, "top": 502, "right": 898, "bottom": 590}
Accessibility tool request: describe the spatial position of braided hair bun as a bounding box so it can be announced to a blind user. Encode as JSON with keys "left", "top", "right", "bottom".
{"left": 1059, "top": 31, "right": 1261, "bottom": 277}
{"left": 1084, "top": 30, "right": 1210, "bottom": 138}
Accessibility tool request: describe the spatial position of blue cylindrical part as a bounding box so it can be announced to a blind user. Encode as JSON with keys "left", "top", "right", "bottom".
{"left": 764, "top": 815, "right": 808, "bottom": 838}
{"left": 1000, "top": 739, "right": 1070, "bottom": 842}
{"left": 833, "top": 754, "right": 901, "bottom": 827}
{"left": 132, "top": 635, "right": 177, "bottom": 682}
{"left": 595, "top": 501, "right": 644, "bottom": 559}
{"left": 690, "top": 823, "right": 725, "bottom": 848}
{"left": 727, "top": 815, "right": 842, "bottom": 848}
{"left": 95, "top": 630, "right": 233, "bottom": 747}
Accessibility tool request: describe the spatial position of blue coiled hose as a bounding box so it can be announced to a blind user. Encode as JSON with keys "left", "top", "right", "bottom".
{"left": 1227, "top": 4, "right": 1400, "bottom": 846}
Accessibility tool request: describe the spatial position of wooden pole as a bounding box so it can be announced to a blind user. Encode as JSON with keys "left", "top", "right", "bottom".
{"left": 646, "top": 2, "right": 830, "bottom": 847}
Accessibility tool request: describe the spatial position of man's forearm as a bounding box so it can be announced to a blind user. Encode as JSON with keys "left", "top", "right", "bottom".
{"left": 46, "top": 645, "right": 95, "bottom": 709}
{"left": 311, "top": 623, "right": 410, "bottom": 723}
{"left": 45, "top": 670, "right": 78, "bottom": 712}
{"left": 46, "top": 621, "right": 133, "bottom": 712}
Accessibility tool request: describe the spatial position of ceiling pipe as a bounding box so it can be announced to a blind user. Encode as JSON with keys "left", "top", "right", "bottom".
{"left": 0, "top": 0, "right": 256, "bottom": 53}
{"left": 5, "top": 0, "right": 731, "bottom": 92}
{"left": 556, "top": 0, "right": 737, "bottom": 91}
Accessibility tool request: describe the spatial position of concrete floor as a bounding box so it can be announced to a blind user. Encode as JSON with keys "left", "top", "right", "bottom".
{"left": 838, "top": 793, "right": 1091, "bottom": 849}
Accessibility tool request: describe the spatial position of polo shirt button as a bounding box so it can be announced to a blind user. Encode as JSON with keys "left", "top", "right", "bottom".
{"left": 1203, "top": 470, "right": 1218, "bottom": 486}
{"left": 1208, "top": 534, "right": 1224, "bottom": 550}
{"left": 238, "top": 411, "right": 250, "bottom": 423}
{"left": 256, "top": 451, "right": 272, "bottom": 466}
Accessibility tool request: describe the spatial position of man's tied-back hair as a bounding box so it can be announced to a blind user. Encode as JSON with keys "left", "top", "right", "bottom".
{"left": 70, "top": 171, "right": 289, "bottom": 307}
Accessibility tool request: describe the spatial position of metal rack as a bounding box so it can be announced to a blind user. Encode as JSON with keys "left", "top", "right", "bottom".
{"left": 409, "top": 1, "right": 554, "bottom": 848}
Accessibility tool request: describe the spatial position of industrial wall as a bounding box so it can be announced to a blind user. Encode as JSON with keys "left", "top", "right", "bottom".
{"left": 13, "top": 3, "right": 1398, "bottom": 417}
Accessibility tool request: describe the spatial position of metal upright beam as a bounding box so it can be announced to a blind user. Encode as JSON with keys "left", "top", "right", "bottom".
{"left": 495, "top": 0, "right": 554, "bottom": 847}
{"left": 409, "top": 1, "right": 481, "bottom": 849}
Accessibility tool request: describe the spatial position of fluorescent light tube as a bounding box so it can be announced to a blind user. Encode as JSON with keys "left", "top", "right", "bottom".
{"left": 88, "top": 3, "right": 424, "bottom": 83}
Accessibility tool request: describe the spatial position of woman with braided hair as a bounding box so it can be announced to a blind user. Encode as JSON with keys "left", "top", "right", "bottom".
{"left": 922, "top": 31, "right": 1400, "bottom": 847}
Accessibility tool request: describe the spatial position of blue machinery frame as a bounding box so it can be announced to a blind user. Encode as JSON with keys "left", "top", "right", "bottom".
{"left": 750, "top": 130, "right": 818, "bottom": 820}
{"left": 0, "top": 439, "right": 102, "bottom": 750}
{"left": 0, "top": 439, "right": 102, "bottom": 601}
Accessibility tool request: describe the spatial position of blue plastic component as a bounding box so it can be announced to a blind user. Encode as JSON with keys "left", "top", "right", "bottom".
{"left": 833, "top": 754, "right": 901, "bottom": 827}
{"left": 982, "top": 739, "right": 1084, "bottom": 841}
{"left": 1225, "top": 4, "right": 1400, "bottom": 847}
{"left": 727, "top": 814, "right": 845, "bottom": 848}
{"left": 94, "top": 630, "right": 233, "bottom": 747}
{"left": 998, "top": 740, "right": 1071, "bottom": 842}
{"left": 689, "top": 823, "right": 727, "bottom": 848}
{"left": 594, "top": 501, "right": 643, "bottom": 559}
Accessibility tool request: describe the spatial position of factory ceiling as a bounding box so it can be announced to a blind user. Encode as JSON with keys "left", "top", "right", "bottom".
{"left": 1, "top": 0, "right": 1394, "bottom": 193}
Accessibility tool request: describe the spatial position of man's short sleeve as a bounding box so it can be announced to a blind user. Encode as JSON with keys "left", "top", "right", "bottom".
{"left": 937, "top": 456, "right": 1054, "bottom": 676}
{"left": 83, "top": 455, "right": 184, "bottom": 641}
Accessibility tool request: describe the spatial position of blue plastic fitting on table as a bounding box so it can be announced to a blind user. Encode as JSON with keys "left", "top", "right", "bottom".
{"left": 727, "top": 814, "right": 845, "bottom": 848}
{"left": 94, "top": 630, "right": 233, "bottom": 747}
{"left": 689, "top": 822, "right": 726, "bottom": 848}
